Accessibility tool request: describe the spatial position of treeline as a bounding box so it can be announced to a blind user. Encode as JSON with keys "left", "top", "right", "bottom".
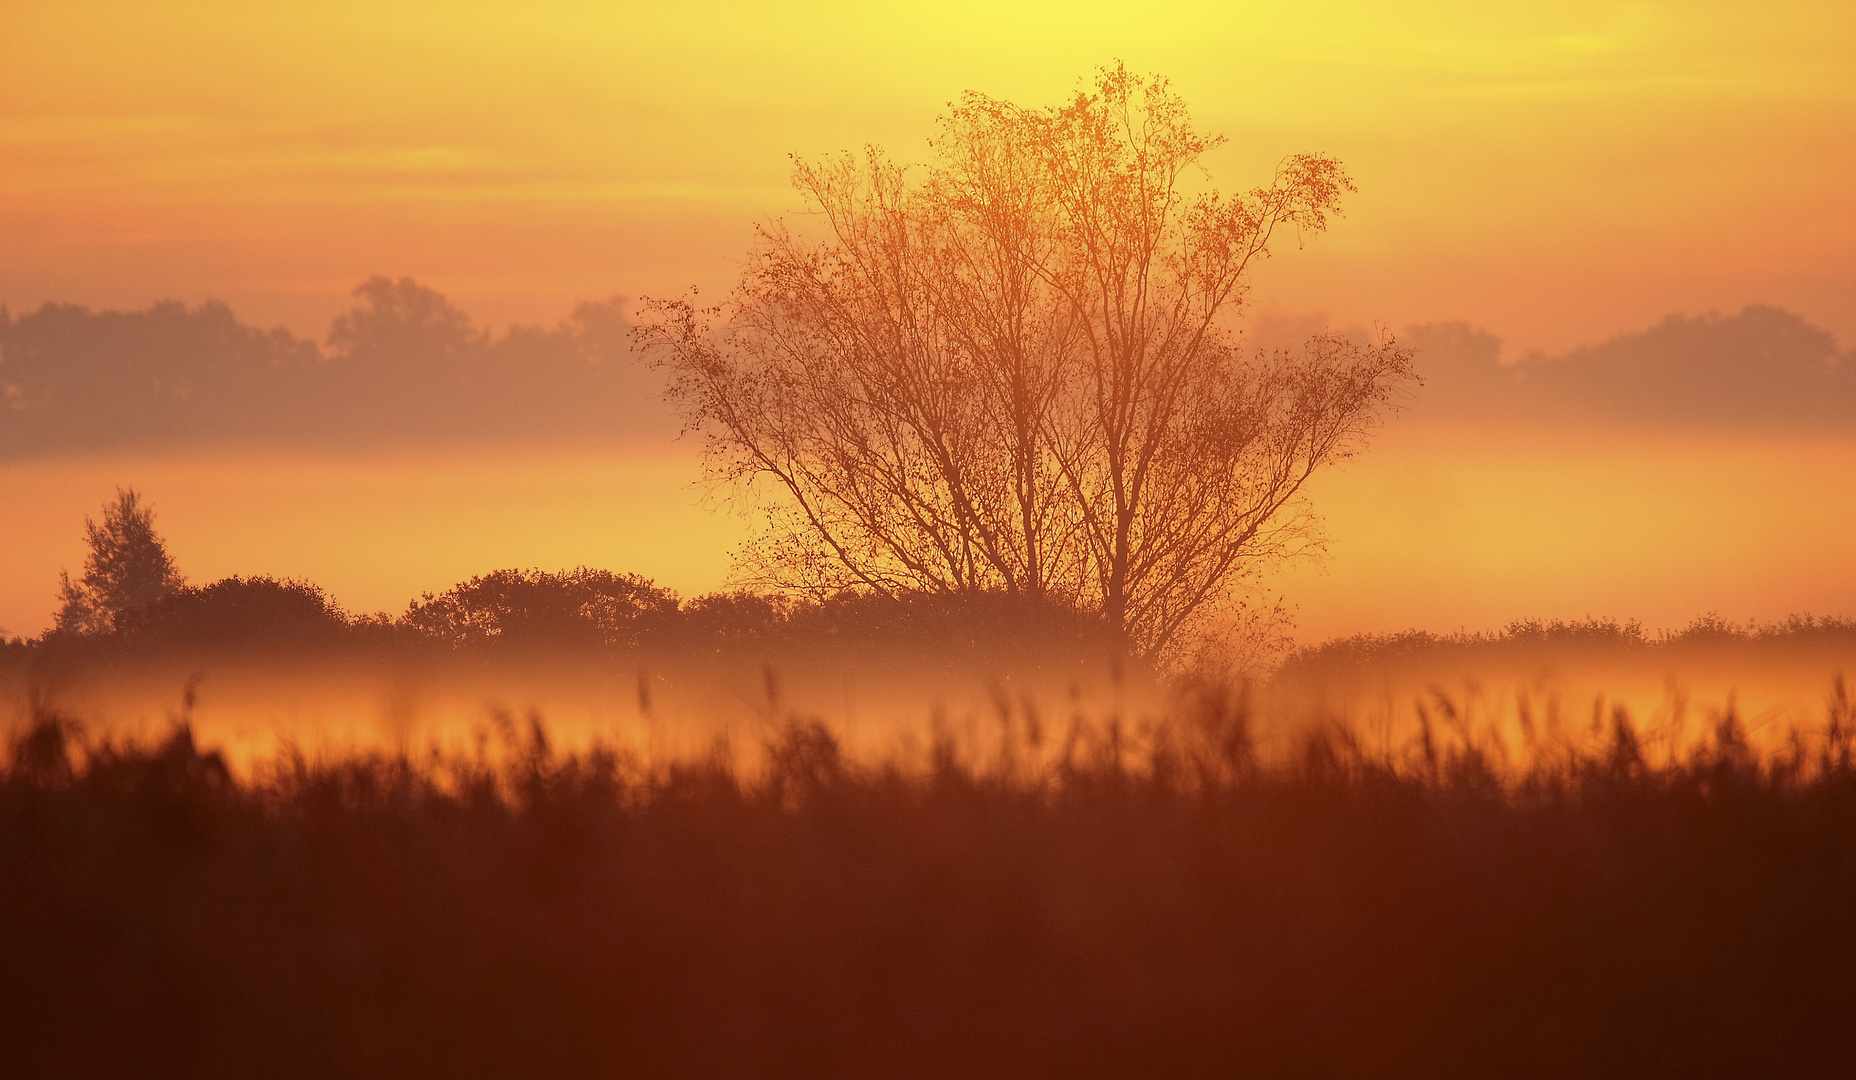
{"left": 0, "top": 277, "right": 674, "bottom": 458}
{"left": 1280, "top": 612, "right": 1856, "bottom": 674}
{"left": 8, "top": 568, "right": 1116, "bottom": 661}
{"left": 5, "top": 684, "right": 1856, "bottom": 1077}
{"left": 14, "top": 569, "right": 1856, "bottom": 671}
{"left": 1399, "top": 305, "right": 1856, "bottom": 428}
{"left": 16, "top": 488, "right": 1116, "bottom": 665}
{"left": 6, "top": 290, "right": 1854, "bottom": 460}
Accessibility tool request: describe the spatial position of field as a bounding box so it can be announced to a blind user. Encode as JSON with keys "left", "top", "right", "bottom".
{"left": 6, "top": 618, "right": 1856, "bottom": 1078}
{"left": 10, "top": 2, "right": 1855, "bottom": 1075}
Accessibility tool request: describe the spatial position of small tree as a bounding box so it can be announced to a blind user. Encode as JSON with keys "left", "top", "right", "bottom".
{"left": 55, "top": 488, "right": 185, "bottom": 635}
{"left": 638, "top": 66, "right": 1414, "bottom": 661}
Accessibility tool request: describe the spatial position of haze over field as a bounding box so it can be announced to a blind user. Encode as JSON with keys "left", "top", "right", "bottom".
{"left": 6, "top": 290, "right": 1855, "bottom": 641}
{"left": 9, "top": 8, "right": 1856, "bottom": 1077}
{"left": 5, "top": 2, "right": 1853, "bottom": 652}
{"left": 1, "top": 2, "right": 1852, "bottom": 645}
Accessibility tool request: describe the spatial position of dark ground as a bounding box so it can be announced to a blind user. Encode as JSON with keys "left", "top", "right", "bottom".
{"left": 5, "top": 683, "right": 1855, "bottom": 1080}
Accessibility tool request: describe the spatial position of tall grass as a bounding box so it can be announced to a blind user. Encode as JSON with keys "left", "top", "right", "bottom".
{"left": 5, "top": 681, "right": 1856, "bottom": 1078}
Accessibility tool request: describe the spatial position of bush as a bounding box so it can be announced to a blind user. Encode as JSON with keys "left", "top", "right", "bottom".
{"left": 401, "top": 567, "right": 678, "bottom": 651}
{"left": 114, "top": 575, "right": 355, "bottom": 650}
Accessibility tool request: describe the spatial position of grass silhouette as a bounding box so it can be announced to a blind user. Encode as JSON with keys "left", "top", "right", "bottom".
{"left": 6, "top": 674, "right": 1856, "bottom": 1079}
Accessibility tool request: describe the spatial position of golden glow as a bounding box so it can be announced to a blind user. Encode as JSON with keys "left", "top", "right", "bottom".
{"left": 3, "top": 1, "right": 1852, "bottom": 348}
{"left": 0, "top": 447, "right": 747, "bottom": 637}
{"left": 6, "top": 434, "right": 1855, "bottom": 641}
{"left": 1273, "top": 427, "right": 1856, "bottom": 641}
{"left": 4, "top": 2, "right": 1854, "bottom": 642}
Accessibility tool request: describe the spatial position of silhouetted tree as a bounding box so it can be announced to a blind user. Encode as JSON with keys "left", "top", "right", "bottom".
{"left": 638, "top": 66, "right": 1414, "bottom": 660}
{"left": 119, "top": 575, "right": 353, "bottom": 649}
{"left": 327, "top": 275, "right": 485, "bottom": 368}
{"left": 676, "top": 590, "right": 790, "bottom": 643}
{"left": 403, "top": 568, "right": 678, "bottom": 650}
{"left": 54, "top": 488, "right": 185, "bottom": 635}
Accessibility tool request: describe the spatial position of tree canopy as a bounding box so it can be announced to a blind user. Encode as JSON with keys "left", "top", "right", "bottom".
{"left": 638, "top": 66, "right": 1415, "bottom": 661}
{"left": 55, "top": 488, "right": 186, "bottom": 635}
{"left": 401, "top": 568, "right": 679, "bottom": 650}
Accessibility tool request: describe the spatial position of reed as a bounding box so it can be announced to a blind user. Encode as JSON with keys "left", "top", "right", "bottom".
{"left": 6, "top": 679, "right": 1856, "bottom": 1079}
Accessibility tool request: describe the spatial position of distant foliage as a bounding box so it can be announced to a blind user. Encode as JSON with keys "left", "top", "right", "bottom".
{"left": 117, "top": 576, "right": 356, "bottom": 649}
{"left": 1401, "top": 305, "right": 1856, "bottom": 428}
{"left": 54, "top": 488, "right": 185, "bottom": 635}
{"left": 675, "top": 589, "right": 792, "bottom": 643}
{"left": 0, "top": 298, "right": 319, "bottom": 454}
{"left": 24, "top": 527, "right": 1127, "bottom": 656}
{"left": 0, "top": 277, "right": 668, "bottom": 457}
{"left": 326, "top": 275, "right": 486, "bottom": 368}
{"left": 1277, "top": 612, "right": 1856, "bottom": 678}
{"left": 402, "top": 568, "right": 680, "bottom": 650}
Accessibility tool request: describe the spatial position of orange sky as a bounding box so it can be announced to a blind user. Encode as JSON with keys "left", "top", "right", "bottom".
{"left": 3, "top": 0, "right": 1853, "bottom": 353}
{"left": 5, "top": 2, "right": 1856, "bottom": 643}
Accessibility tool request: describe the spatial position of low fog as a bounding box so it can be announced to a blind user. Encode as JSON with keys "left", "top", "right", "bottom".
{"left": 7, "top": 586, "right": 1855, "bottom": 780}
{"left": 6, "top": 280, "right": 1855, "bottom": 744}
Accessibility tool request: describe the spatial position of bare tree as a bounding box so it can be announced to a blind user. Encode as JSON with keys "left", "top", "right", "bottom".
{"left": 55, "top": 487, "right": 186, "bottom": 635}
{"left": 638, "top": 66, "right": 1414, "bottom": 660}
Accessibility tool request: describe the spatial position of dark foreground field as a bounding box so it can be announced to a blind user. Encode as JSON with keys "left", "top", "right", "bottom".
{"left": 6, "top": 687, "right": 1856, "bottom": 1079}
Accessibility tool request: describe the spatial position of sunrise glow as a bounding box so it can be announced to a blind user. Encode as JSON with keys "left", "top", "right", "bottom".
{"left": 6, "top": 6, "right": 1856, "bottom": 1074}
